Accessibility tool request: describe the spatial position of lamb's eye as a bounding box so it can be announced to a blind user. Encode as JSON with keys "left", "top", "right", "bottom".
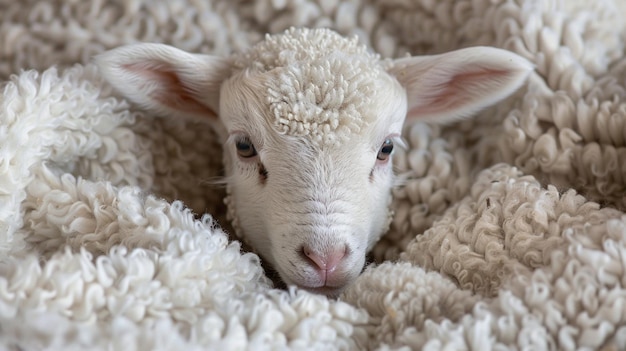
{"left": 377, "top": 139, "right": 394, "bottom": 161}
{"left": 236, "top": 137, "right": 257, "bottom": 158}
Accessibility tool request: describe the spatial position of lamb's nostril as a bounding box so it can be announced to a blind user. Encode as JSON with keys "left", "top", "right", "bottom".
{"left": 301, "top": 244, "right": 348, "bottom": 272}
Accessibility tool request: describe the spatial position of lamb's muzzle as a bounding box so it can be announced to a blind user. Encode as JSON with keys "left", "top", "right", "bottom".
{"left": 95, "top": 27, "right": 533, "bottom": 296}
{"left": 300, "top": 244, "right": 349, "bottom": 289}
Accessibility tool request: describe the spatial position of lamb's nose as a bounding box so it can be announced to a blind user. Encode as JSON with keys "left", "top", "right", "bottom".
{"left": 302, "top": 245, "right": 347, "bottom": 274}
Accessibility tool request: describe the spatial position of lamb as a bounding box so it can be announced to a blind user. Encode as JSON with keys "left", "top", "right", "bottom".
{"left": 95, "top": 27, "right": 532, "bottom": 297}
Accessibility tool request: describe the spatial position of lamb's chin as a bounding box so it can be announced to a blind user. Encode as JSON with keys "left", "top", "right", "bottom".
{"left": 292, "top": 278, "right": 352, "bottom": 298}
{"left": 300, "top": 285, "right": 345, "bottom": 298}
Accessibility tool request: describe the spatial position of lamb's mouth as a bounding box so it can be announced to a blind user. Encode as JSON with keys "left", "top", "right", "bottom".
{"left": 299, "top": 285, "right": 346, "bottom": 298}
{"left": 260, "top": 262, "right": 347, "bottom": 297}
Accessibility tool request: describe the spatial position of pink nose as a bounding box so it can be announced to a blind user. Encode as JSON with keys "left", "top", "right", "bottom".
{"left": 302, "top": 245, "right": 348, "bottom": 284}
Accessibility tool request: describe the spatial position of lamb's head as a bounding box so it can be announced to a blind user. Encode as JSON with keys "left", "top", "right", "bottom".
{"left": 96, "top": 28, "right": 532, "bottom": 296}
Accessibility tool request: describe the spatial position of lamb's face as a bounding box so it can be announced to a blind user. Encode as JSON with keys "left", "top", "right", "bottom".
{"left": 219, "top": 59, "right": 407, "bottom": 295}
{"left": 96, "top": 26, "right": 533, "bottom": 297}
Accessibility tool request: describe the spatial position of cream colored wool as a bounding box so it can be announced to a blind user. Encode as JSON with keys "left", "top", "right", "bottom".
{"left": 2, "top": 0, "right": 626, "bottom": 350}
{"left": 240, "top": 28, "right": 385, "bottom": 146}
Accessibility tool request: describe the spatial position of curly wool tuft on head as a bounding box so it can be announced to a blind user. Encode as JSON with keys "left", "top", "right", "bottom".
{"left": 233, "top": 27, "right": 376, "bottom": 72}
{"left": 234, "top": 27, "right": 388, "bottom": 146}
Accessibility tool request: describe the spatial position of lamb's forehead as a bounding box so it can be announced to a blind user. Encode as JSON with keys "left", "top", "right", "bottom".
{"left": 231, "top": 28, "right": 398, "bottom": 146}
{"left": 236, "top": 27, "right": 379, "bottom": 67}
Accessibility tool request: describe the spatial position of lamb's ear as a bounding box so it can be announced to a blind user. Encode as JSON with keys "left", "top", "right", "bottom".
{"left": 387, "top": 47, "right": 533, "bottom": 123}
{"left": 95, "top": 43, "right": 231, "bottom": 120}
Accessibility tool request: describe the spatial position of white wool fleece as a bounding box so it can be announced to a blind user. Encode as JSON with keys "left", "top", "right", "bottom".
{"left": 345, "top": 164, "right": 626, "bottom": 350}
{"left": 3, "top": 0, "right": 626, "bottom": 350}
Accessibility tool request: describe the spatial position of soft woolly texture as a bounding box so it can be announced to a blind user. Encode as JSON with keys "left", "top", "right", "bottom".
{"left": 242, "top": 28, "right": 385, "bottom": 146}
{"left": 1, "top": 0, "right": 626, "bottom": 350}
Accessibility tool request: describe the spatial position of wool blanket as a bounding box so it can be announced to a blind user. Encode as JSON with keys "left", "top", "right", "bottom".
{"left": 1, "top": 0, "right": 626, "bottom": 349}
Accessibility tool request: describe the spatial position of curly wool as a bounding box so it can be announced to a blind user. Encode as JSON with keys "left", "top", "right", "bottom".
{"left": 2, "top": 0, "right": 626, "bottom": 350}
{"left": 235, "top": 28, "right": 387, "bottom": 146}
{"left": 346, "top": 164, "right": 626, "bottom": 350}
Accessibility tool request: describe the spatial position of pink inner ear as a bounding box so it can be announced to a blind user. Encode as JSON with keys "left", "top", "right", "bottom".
{"left": 122, "top": 62, "right": 217, "bottom": 118}
{"left": 410, "top": 68, "right": 509, "bottom": 116}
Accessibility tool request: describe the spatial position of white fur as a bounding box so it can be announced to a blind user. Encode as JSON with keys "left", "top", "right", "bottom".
{"left": 95, "top": 27, "right": 532, "bottom": 296}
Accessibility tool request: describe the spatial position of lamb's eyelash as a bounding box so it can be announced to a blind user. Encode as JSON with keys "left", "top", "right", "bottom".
{"left": 391, "top": 135, "right": 407, "bottom": 150}
{"left": 377, "top": 134, "right": 406, "bottom": 150}
{"left": 201, "top": 174, "right": 235, "bottom": 187}
{"left": 227, "top": 132, "right": 248, "bottom": 145}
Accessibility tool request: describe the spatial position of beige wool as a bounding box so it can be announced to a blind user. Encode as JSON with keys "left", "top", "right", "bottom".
{"left": 2, "top": 0, "right": 626, "bottom": 350}
{"left": 239, "top": 28, "right": 386, "bottom": 146}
